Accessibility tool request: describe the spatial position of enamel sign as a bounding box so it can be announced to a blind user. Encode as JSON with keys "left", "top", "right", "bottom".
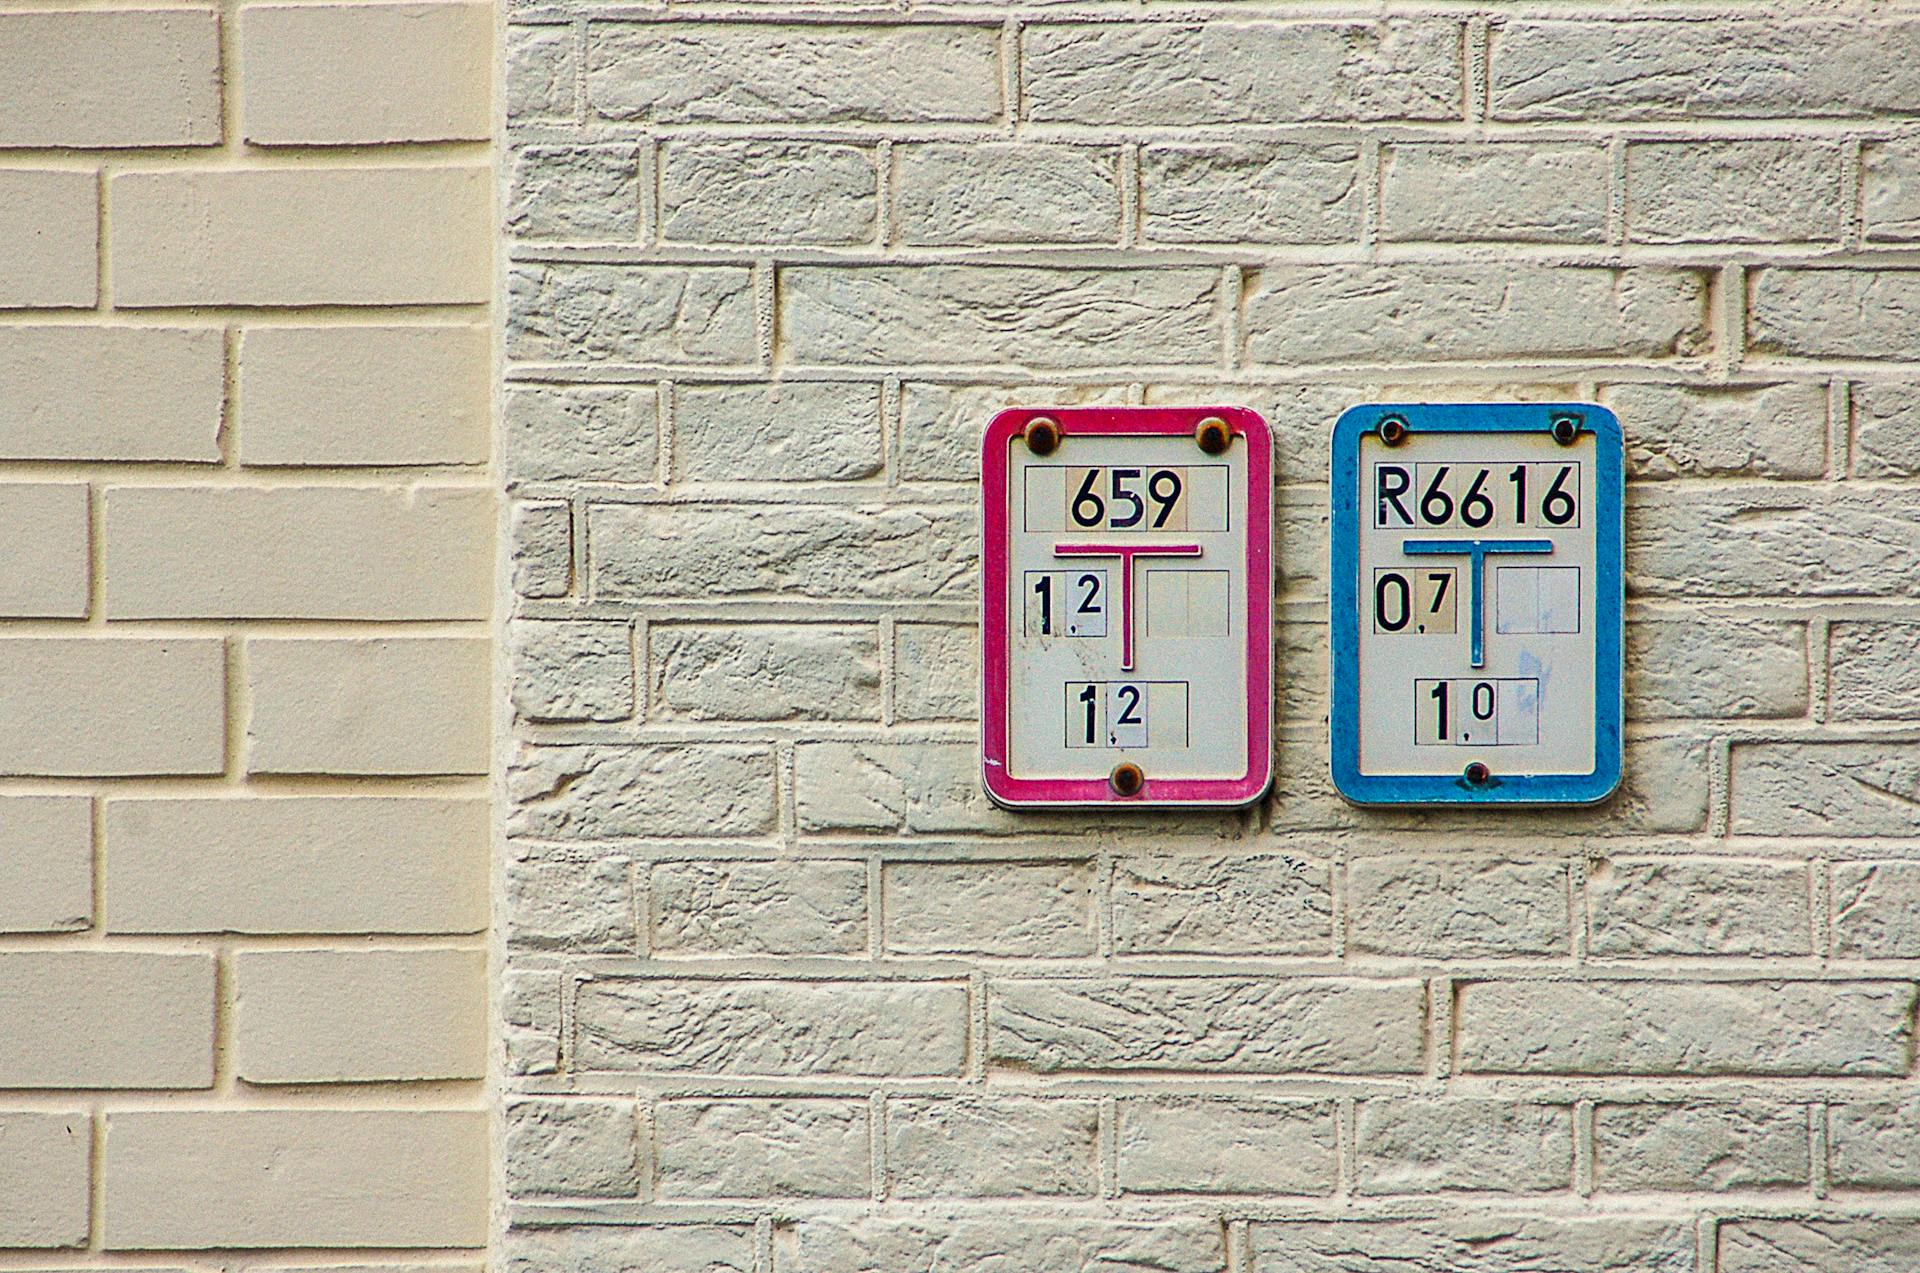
{"left": 982, "top": 406, "right": 1273, "bottom": 808}
{"left": 1330, "top": 403, "right": 1623, "bottom": 806}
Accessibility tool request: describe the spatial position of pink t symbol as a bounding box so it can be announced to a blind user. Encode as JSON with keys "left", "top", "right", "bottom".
{"left": 1053, "top": 541, "right": 1202, "bottom": 671}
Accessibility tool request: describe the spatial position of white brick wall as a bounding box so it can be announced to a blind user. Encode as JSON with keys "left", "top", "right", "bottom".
{"left": 502, "top": 4, "right": 1920, "bottom": 1272}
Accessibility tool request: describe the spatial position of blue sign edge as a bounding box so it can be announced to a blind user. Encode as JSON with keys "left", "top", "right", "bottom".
{"left": 1328, "top": 402, "right": 1625, "bottom": 807}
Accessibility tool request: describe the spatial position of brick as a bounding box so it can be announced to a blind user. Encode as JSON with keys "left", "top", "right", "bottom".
{"left": 1630, "top": 485, "right": 1920, "bottom": 598}
{"left": 1751, "top": 268, "right": 1920, "bottom": 359}
{"left": 1116, "top": 1097, "right": 1335, "bottom": 1195}
{"left": 106, "top": 486, "right": 492, "bottom": 618}
{"left": 0, "top": 170, "right": 96, "bottom": 307}
{"left": 507, "top": 144, "right": 643, "bottom": 242}
{"left": 1353, "top": 1099, "right": 1573, "bottom": 1195}
{"left": 1024, "top": 20, "right": 1460, "bottom": 125}
{"left": 1605, "top": 382, "right": 1826, "bottom": 479}
{"left": 112, "top": 168, "right": 488, "bottom": 307}
{"left": 241, "top": 3, "right": 489, "bottom": 144}
{"left": 1245, "top": 265, "right": 1709, "bottom": 364}
{"left": 651, "top": 860, "right": 866, "bottom": 957}
{"left": 1254, "top": 1218, "right": 1693, "bottom": 1273}
{"left": 899, "top": 382, "right": 1127, "bottom": 482}
{"left": 505, "top": 1099, "right": 638, "bottom": 1199}
{"left": 504, "top": 971, "right": 561, "bottom": 1076}
{"left": 1831, "top": 1096, "right": 1920, "bottom": 1187}
{"left": 506, "top": 24, "right": 574, "bottom": 121}
{"left": 511, "top": 500, "right": 573, "bottom": 597}
{"left": 649, "top": 623, "right": 879, "bottom": 721}
{"left": 1142, "top": 143, "right": 1361, "bottom": 245}
{"left": 777, "top": 1214, "right": 1224, "bottom": 1273}
{"left": 1594, "top": 1102, "right": 1808, "bottom": 1191}
{"left": 1835, "top": 862, "right": 1920, "bottom": 957}
{"left": 1732, "top": 741, "right": 1920, "bottom": 836}
{"left": 507, "top": 855, "right": 635, "bottom": 954}
{"left": 1853, "top": 382, "right": 1920, "bottom": 477}
{"left": 1490, "top": 19, "right": 1920, "bottom": 120}
{"left": 510, "top": 1226, "right": 753, "bottom": 1273}
{"left": 0, "top": 484, "right": 88, "bottom": 618}
{"left": 1865, "top": 138, "right": 1920, "bottom": 241}
{"left": 1111, "top": 854, "right": 1333, "bottom": 956}
{"left": 1382, "top": 143, "right": 1608, "bottom": 243}
{"left": 1628, "top": 141, "right": 1844, "bottom": 243}
{"left": 104, "top": 797, "right": 486, "bottom": 934}
{"left": 0, "top": 797, "right": 90, "bottom": 933}
{"left": 885, "top": 861, "right": 1095, "bottom": 957}
{"left": 1627, "top": 618, "right": 1808, "bottom": 720}
{"left": 593, "top": 503, "right": 974, "bottom": 602}
{"left": 1348, "top": 858, "right": 1569, "bottom": 958}
{"left": 586, "top": 23, "right": 1001, "bottom": 124}
{"left": 662, "top": 141, "right": 875, "bottom": 245}
{"left": 247, "top": 637, "right": 489, "bottom": 775}
{"left": 506, "top": 387, "right": 657, "bottom": 482}
{"left": 887, "top": 1097, "right": 1097, "bottom": 1197}
{"left": 990, "top": 977, "right": 1423, "bottom": 1075}
{"left": 0, "top": 327, "right": 222, "bottom": 461}
{"left": 103, "top": 1110, "right": 486, "bottom": 1248}
{"left": 1721, "top": 1219, "right": 1920, "bottom": 1273}
{"left": 674, "top": 381, "right": 882, "bottom": 481}
{"left": 574, "top": 978, "right": 968, "bottom": 1076}
{"left": 509, "top": 744, "right": 777, "bottom": 839}
{"left": 1587, "top": 858, "right": 1811, "bottom": 957}
{"left": 796, "top": 740, "right": 1026, "bottom": 835}
{"left": 239, "top": 326, "right": 488, "bottom": 466}
{"left": 781, "top": 267, "right": 1222, "bottom": 368}
{"left": 0, "top": 10, "right": 219, "bottom": 147}
{"left": 0, "top": 639, "right": 222, "bottom": 777}
{"left": 0, "top": 1111, "right": 88, "bottom": 1248}
{"left": 509, "top": 621, "right": 635, "bottom": 722}
{"left": 896, "top": 143, "right": 1118, "bottom": 246}
{"left": 894, "top": 623, "right": 975, "bottom": 722}
{"left": 1456, "top": 979, "right": 1917, "bottom": 1076}
{"left": 0, "top": 952, "right": 212, "bottom": 1088}
{"left": 509, "top": 264, "right": 755, "bottom": 364}
{"left": 235, "top": 947, "right": 485, "bottom": 1083}
{"left": 656, "top": 1099, "right": 867, "bottom": 1198}
{"left": 1831, "top": 621, "right": 1920, "bottom": 720}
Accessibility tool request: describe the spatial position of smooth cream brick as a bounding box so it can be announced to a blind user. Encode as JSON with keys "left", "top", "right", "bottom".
{"left": 104, "top": 797, "right": 486, "bottom": 934}
{"left": 894, "top": 143, "right": 1119, "bottom": 246}
{"left": 105, "top": 486, "right": 492, "bottom": 618}
{"left": 0, "top": 952, "right": 212, "bottom": 1088}
{"left": 662, "top": 141, "right": 875, "bottom": 245}
{"left": 0, "top": 170, "right": 96, "bottom": 307}
{"left": 0, "top": 639, "right": 223, "bottom": 776}
{"left": 0, "top": 10, "right": 220, "bottom": 147}
{"left": 0, "top": 327, "right": 222, "bottom": 462}
{"left": 674, "top": 382, "right": 882, "bottom": 482}
{"left": 103, "top": 1110, "right": 487, "bottom": 1248}
{"left": 239, "top": 326, "right": 489, "bottom": 466}
{"left": 111, "top": 168, "right": 489, "bottom": 307}
{"left": 235, "top": 947, "right": 486, "bottom": 1083}
{"left": 1628, "top": 140, "right": 1846, "bottom": 244}
{"left": 0, "top": 797, "right": 90, "bottom": 933}
{"left": 0, "top": 1111, "right": 88, "bottom": 1248}
{"left": 0, "top": 484, "right": 89, "bottom": 618}
{"left": 241, "top": 3, "right": 490, "bottom": 144}
{"left": 247, "top": 637, "right": 489, "bottom": 775}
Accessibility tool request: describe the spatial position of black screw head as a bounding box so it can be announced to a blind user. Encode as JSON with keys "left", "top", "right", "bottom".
{"left": 1378, "top": 415, "right": 1409, "bottom": 446}
{"left": 1550, "top": 414, "right": 1581, "bottom": 446}
{"left": 1464, "top": 761, "right": 1491, "bottom": 786}
{"left": 1195, "top": 417, "right": 1231, "bottom": 455}
{"left": 1025, "top": 417, "right": 1060, "bottom": 455}
{"left": 1110, "top": 762, "right": 1145, "bottom": 797}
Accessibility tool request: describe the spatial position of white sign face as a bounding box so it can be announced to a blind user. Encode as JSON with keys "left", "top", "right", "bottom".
{"left": 1330, "top": 404, "right": 1623, "bottom": 805}
{"left": 981, "top": 407, "right": 1273, "bottom": 808}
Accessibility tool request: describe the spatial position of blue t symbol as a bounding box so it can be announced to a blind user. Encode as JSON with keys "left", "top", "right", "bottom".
{"left": 1402, "top": 539, "right": 1554, "bottom": 669}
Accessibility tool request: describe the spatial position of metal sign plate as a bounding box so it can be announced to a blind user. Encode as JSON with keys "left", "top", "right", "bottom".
{"left": 1330, "top": 402, "right": 1623, "bottom": 806}
{"left": 982, "top": 406, "right": 1273, "bottom": 808}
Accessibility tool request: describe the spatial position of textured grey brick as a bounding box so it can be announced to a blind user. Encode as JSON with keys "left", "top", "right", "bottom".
{"left": 506, "top": 855, "right": 635, "bottom": 954}
{"left": 508, "top": 1225, "right": 753, "bottom": 1273}
{"left": 1834, "top": 861, "right": 1920, "bottom": 958}
{"left": 575, "top": 978, "right": 968, "bottom": 1076}
{"left": 895, "top": 143, "right": 1119, "bottom": 246}
{"left": 1142, "top": 143, "right": 1360, "bottom": 245}
{"left": 886, "top": 1097, "right": 1098, "bottom": 1197}
{"left": 649, "top": 623, "right": 880, "bottom": 722}
{"left": 655, "top": 1099, "right": 868, "bottom": 1198}
{"left": 510, "top": 501, "right": 570, "bottom": 598}
{"left": 1606, "top": 382, "right": 1826, "bottom": 479}
{"left": 1831, "top": 621, "right": 1920, "bottom": 720}
{"left": 1626, "top": 618, "right": 1808, "bottom": 720}
{"left": 1630, "top": 486, "right": 1920, "bottom": 598}
{"left": 662, "top": 141, "right": 875, "bottom": 245}
{"left": 508, "top": 264, "right": 755, "bottom": 364}
{"left": 1750, "top": 268, "right": 1920, "bottom": 359}
{"left": 1586, "top": 859, "right": 1811, "bottom": 957}
{"left": 893, "top": 623, "right": 975, "bottom": 722}
{"left": 795, "top": 741, "right": 1027, "bottom": 835}
{"left": 1865, "top": 138, "right": 1920, "bottom": 242}
{"left": 507, "top": 744, "right": 776, "bottom": 839}
{"left": 1111, "top": 854, "right": 1332, "bottom": 956}
{"left": 1594, "top": 1102, "right": 1809, "bottom": 1191}
{"left": 885, "top": 861, "right": 1095, "bottom": 957}
{"left": 508, "top": 621, "right": 635, "bottom": 723}
{"left": 898, "top": 381, "right": 1127, "bottom": 482}
{"left": 1382, "top": 143, "right": 1608, "bottom": 243}
{"left": 1721, "top": 1219, "right": 1920, "bottom": 1273}
{"left": 1024, "top": 21, "right": 1461, "bottom": 125}
{"left": 1852, "top": 382, "right": 1920, "bottom": 477}
{"left": 776, "top": 1213, "right": 1225, "bottom": 1273}
{"left": 1245, "top": 265, "right": 1709, "bottom": 365}
{"left": 504, "top": 1099, "right": 638, "bottom": 1199}
{"left": 651, "top": 860, "right": 867, "bottom": 957}
{"left": 674, "top": 382, "right": 881, "bottom": 481}
{"left": 506, "top": 144, "right": 642, "bottom": 242}
{"left": 1457, "top": 979, "right": 1918, "bottom": 1076}
{"left": 1254, "top": 1217, "right": 1693, "bottom": 1273}
{"left": 1732, "top": 741, "right": 1920, "bottom": 837}
{"left": 587, "top": 23, "right": 1001, "bottom": 124}
{"left": 506, "top": 25, "right": 573, "bottom": 121}
{"left": 1347, "top": 858, "right": 1569, "bottom": 958}
{"left": 1627, "top": 140, "right": 1845, "bottom": 243}
{"left": 990, "top": 977, "right": 1424, "bottom": 1075}
{"left": 503, "top": 970, "right": 560, "bottom": 1076}
{"left": 1116, "top": 1097, "right": 1336, "bottom": 1195}
{"left": 1353, "top": 1099, "right": 1573, "bottom": 1195}
{"left": 1831, "top": 1096, "right": 1920, "bottom": 1187}
{"left": 505, "top": 387, "right": 656, "bottom": 484}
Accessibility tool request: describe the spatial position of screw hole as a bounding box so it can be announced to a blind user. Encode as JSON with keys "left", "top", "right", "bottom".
{"left": 1551, "top": 414, "right": 1581, "bottom": 446}
{"left": 1195, "top": 417, "right": 1231, "bottom": 454}
{"left": 1110, "top": 762, "right": 1145, "bottom": 797}
{"left": 1025, "top": 417, "right": 1060, "bottom": 455}
{"left": 1378, "top": 415, "right": 1409, "bottom": 446}
{"left": 1464, "top": 762, "right": 1491, "bottom": 786}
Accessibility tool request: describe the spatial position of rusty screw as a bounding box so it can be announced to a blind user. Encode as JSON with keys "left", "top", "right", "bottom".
{"left": 1464, "top": 761, "right": 1491, "bottom": 787}
{"left": 1195, "top": 417, "right": 1231, "bottom": 455}
{"left": 1110, "top": 762, "right": 1145, "bottom": 797}
{"left": 1550, "top": 413, "right": 1582, "bottom": 446}
{"left": 1378, "top": 415, "right": 1409, "bottom": 447}
{"left": 1024, "top": 417, "right": 1060, "bottom": 455}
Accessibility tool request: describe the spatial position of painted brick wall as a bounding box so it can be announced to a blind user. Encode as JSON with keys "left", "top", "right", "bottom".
{"left": 0, "top": 0, "right": 493, "bottom": 1263}
{"left": 498, "top": 4, "right": 1920, "bottom": 1272}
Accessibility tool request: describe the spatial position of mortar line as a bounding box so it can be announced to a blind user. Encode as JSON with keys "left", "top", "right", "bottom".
{"left": 1811, "top": 856, "right": 1832, "bottom": 964}
{"left": 1119, "top": 143, "right": 1140, "bottom": 248}
{"left": 1810, "top": 1105, "right": 1831, "bottom": 1200}
{"left": 1809, "top": 615, "right": 1831, "bottom": 726}
{"left": 645, "top": 136, "right": 662, "bottom": 246}
{"left": 1697, "top": 1212, "right": 1719, "bottom": 1273}
{"left": 1463, "top": 16, "right": 1488, "bottom": 127}
{"left": 1717, "top": 263, "right": 1746, "bottom": 380}
{"left": 880, "top": 613, "right": 897, "bottom": 727}
{"left": 1842, "top": 134, "right": 1864, "bottom": 253}
{"left": 866, "top": 853, "right": 885, "bottom": 962}
{"left": 656, "top": 379, "right": 674, "bottom": 486}
{"left": 1827, "top": 377, "right": 1851, "bottom": 481}
{"left": 881, "top": 374, "right": 901, "bottom": 492}
{"left": 1098, "top": 1094, "right": 1118, "bottom": 1199}
{"left": 1573, "top": 1098, "right": 1595, "bottom": 1197}
{"left": 873, "top": 139, "right": 892, "bottom": 252}
{"left": 1607, "top": 135, "right": 1627, "bottom": 249}
{"left": 1708, "top": 734, "right": 1733, "bottom": 838}
{"left": 869, "top": 1088, "right": 887, "bottom": 1201}
{"left": 1001, "top": 17, "right": 1021, "bottom": 136}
